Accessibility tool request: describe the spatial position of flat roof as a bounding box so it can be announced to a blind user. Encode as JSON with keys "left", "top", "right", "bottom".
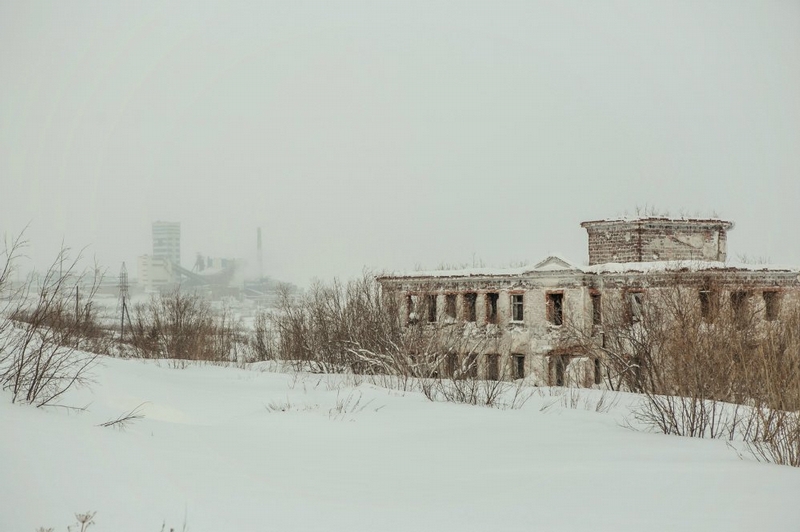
{"left": 580, "top": 217, "right": 734, "bottom": 230}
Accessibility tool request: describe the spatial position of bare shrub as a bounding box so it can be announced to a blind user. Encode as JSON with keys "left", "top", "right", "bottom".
{"left": 419, "top": 376, "right": 531, "bottom": 409}
{"left": 269, "top": 274, "right": 431, "bottom": 377}
{"left": 418, "top": 358, "right": 531, "bottom": 409}
{"left": 249, "top": 309, "right": 277, "bottom": 361}
{"left": 0, "top": 231, "right": 27, "bottom": 378}
{"left": 128, "top": 289, "right": 244, "bottom": 364}
{"left": 0, "top": 244, "right": 101, "bottom": 407}
{"left": 746, "top": 411, "right": 800, "bottom": 467}
{"left": 268, "top": 273, "right": 532, "bottom": 408}
{"left": 212, "top": 303, "right": 248, "bottom": 366}
{"left": 564, "top": 273, "right": 800, "bottom": 462}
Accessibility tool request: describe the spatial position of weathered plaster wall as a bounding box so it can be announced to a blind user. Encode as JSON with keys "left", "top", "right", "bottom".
{"left": 379, "top": 256, "right": 800, "bottom": 387}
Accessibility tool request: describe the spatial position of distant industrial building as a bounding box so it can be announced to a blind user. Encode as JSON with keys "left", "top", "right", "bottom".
{"left": 137, "top": 254, "right": 175, "bottom": 293}
{"left": 138, "top": 221, "right": 181, "bottom": 292}
{"left": 152, "top": 221, "right": 181, "bottom": 267}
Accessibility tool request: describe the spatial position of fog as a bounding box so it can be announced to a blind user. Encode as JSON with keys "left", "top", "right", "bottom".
{"left": 2, "top": 1, "right": 799, "bottom": 286}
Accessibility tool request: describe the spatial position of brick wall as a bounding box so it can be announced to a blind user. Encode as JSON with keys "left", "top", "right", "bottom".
{"left": 582, "top": 218, "right": 732, "bottom": 265}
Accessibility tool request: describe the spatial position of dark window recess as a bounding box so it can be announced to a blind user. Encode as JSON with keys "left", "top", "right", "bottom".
{"left": 486, "top": 293, "right": 499, "bottom": 324}
{"left": 594, "top": 358, "right": 602, "bottom": 385}
{"left": 699, "top": 290, "right": 712, "bottom": 320}
{"left": 513, "top": 354, "right": 526, "bottom": 379}
{"left": 445, "top": 294, "right": 457, "bottom": 319}
{"left": 512, "top": 294, "right": 524, "bottom": 321}
{"left": 465, "top": 354, "right": 478, "bottom": 378}
{"left": 446, "top": 352, "right": 458, "bottom": 378}
{"left": 763, "top": 291, "right": 780, "bottom": 321}
{"left": 590, "top": 293, "right": 602, "bottom": 326}
{"left": 486, "top": 354, "right": 500, "bottom": 380}
{"left": 547, "top": 293, "right": 563, "bottom": 325}
{"left": 731, "top": 291, "right": 748, "bottom": 323}
{"left": 628, "top": 292, "right": 644, "bottom": 323}
{"left": 406, "top": 295, "right": 418, "bottom": 324}
{"left": 553, "top": 356, "right": 568, "bottom": 387}
{"left": 464, "top": 293, "right": 477, "bottom": 322}
{"left": 426, "top": 294, "right": 437, "bottom": 323}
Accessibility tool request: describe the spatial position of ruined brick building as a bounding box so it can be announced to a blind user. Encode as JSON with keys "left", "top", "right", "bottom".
{"left": 377, "top": 217, "right": 800, "bottom": 387}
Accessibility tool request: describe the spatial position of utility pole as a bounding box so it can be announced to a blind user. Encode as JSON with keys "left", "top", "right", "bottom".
{"left": 118, "top": 262, "right": 131, "bottom": 341}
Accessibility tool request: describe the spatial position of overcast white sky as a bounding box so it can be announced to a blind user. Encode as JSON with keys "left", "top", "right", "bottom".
{"left": 1, "top": 1, "right": 799, "bottom": 286}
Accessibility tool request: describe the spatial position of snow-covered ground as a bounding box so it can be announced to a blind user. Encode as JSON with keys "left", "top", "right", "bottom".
{"left": 2, "top": 357, "right": 800, "bottom": 532}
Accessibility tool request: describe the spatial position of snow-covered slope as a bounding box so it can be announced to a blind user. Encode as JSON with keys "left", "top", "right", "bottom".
{"left": 2, "top": 358, "right": 799, "bottom": 532}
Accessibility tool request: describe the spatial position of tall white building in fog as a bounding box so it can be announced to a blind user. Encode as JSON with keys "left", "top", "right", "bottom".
{"left": 152, "top": 221, "right": 181, "bottom": 267}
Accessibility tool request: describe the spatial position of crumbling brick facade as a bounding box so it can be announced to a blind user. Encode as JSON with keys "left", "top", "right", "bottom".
{"left": 581, "top": 218, "right": 732, "bottom": 265}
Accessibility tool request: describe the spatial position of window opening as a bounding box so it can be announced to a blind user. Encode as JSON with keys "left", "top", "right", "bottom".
{"left": 445, "top": 294, "right": 457, "bottom": 319}
{"left": 547, "top": 292, "right": 563, "bottom": 325}
{"left": 628, "top": 292, "right": 644, "bottom": 324}
{"left": 554, "top": 356, "right": 567, "bottom": 387}
{"left": 464, "top": 293, "right": 477, "bottom": 322}
{"left": 590, "top": 293, "right": 602, "bottom": 327}
{"left": 763, "top": 291, "right": 780, "bottom": 321}
{"left": 513, "top": 354, "right": 526, "bottom": 379}
{"left": 511, "top": 294, "right": 524, "bottom": 322}
{"left": 486, "top": 354, "right": 500, "bottom": 380}
{"left": 406, "top": 295, "right": 420, "bottom": 325}
{"left": 699, "top": 290, "right": 712, "bottom": 320}
{"left": 731, "top": 291, "right": 748, "bottom": 324}
{"left": 486, "top": 293, "right": 499, "bottom": 324}
{"left": 426, "top": 294, "right": 437, "bottom": 323}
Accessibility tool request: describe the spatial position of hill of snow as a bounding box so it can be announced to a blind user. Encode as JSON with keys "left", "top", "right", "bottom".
{"left": 2, "top": 357, "right": 799, "bottom": 531}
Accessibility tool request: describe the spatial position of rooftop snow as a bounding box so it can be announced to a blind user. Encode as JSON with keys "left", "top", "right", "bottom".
{"left": 580, "top": 216, "right": 733, "bottom": 228}
{"left": 379, "top": 258, "right": 799, "bottom": 280}
{"left": 378, "top": 255, "right": 580, "bottom": 280}
{"left": 583, "top": 260, "right": 799, "bottom": 274}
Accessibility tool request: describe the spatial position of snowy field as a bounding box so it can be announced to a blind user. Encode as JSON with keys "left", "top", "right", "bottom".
{"left": 3, "top": 357, "right": 800, "bottom": 532}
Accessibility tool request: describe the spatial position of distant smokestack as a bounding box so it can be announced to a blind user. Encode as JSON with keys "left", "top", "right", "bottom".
{"left": 257, "top": 227, "right": 263, "bottom": 280}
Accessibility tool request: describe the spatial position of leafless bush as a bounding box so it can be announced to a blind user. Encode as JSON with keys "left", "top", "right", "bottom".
{"left": 0, "top": 242, "right": 101, "bottom": 407}
{"left": 0, "top": 230, "right": 26, "bottom": 364}
{"left": 249, "top": 309, "right": 277, "bottom": 361}
{"left": 212, "top": 303, "right": 248, "bottom": 366}
{"left": 128, "top": 289, "right": 244, "bottom": 364}
{"left": 419, "top": 375, "right": 530, "bottom": 409}
{"left": 417, "top": 357, "right": 531, "bottom": 409}
{"left": 745, "top": 410, "right": 800, "bottom": 467}
{"left": 268, "top": 273, "right": 532, "bottom": 408}
{"left": 269, "top": 274, "right": 439, "bottom": 377}
{"left": 564, "top": 273, "right": 800, "bottom": 463}
{"left": 633, "top": 395, "right": 751, "bottom": 439}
